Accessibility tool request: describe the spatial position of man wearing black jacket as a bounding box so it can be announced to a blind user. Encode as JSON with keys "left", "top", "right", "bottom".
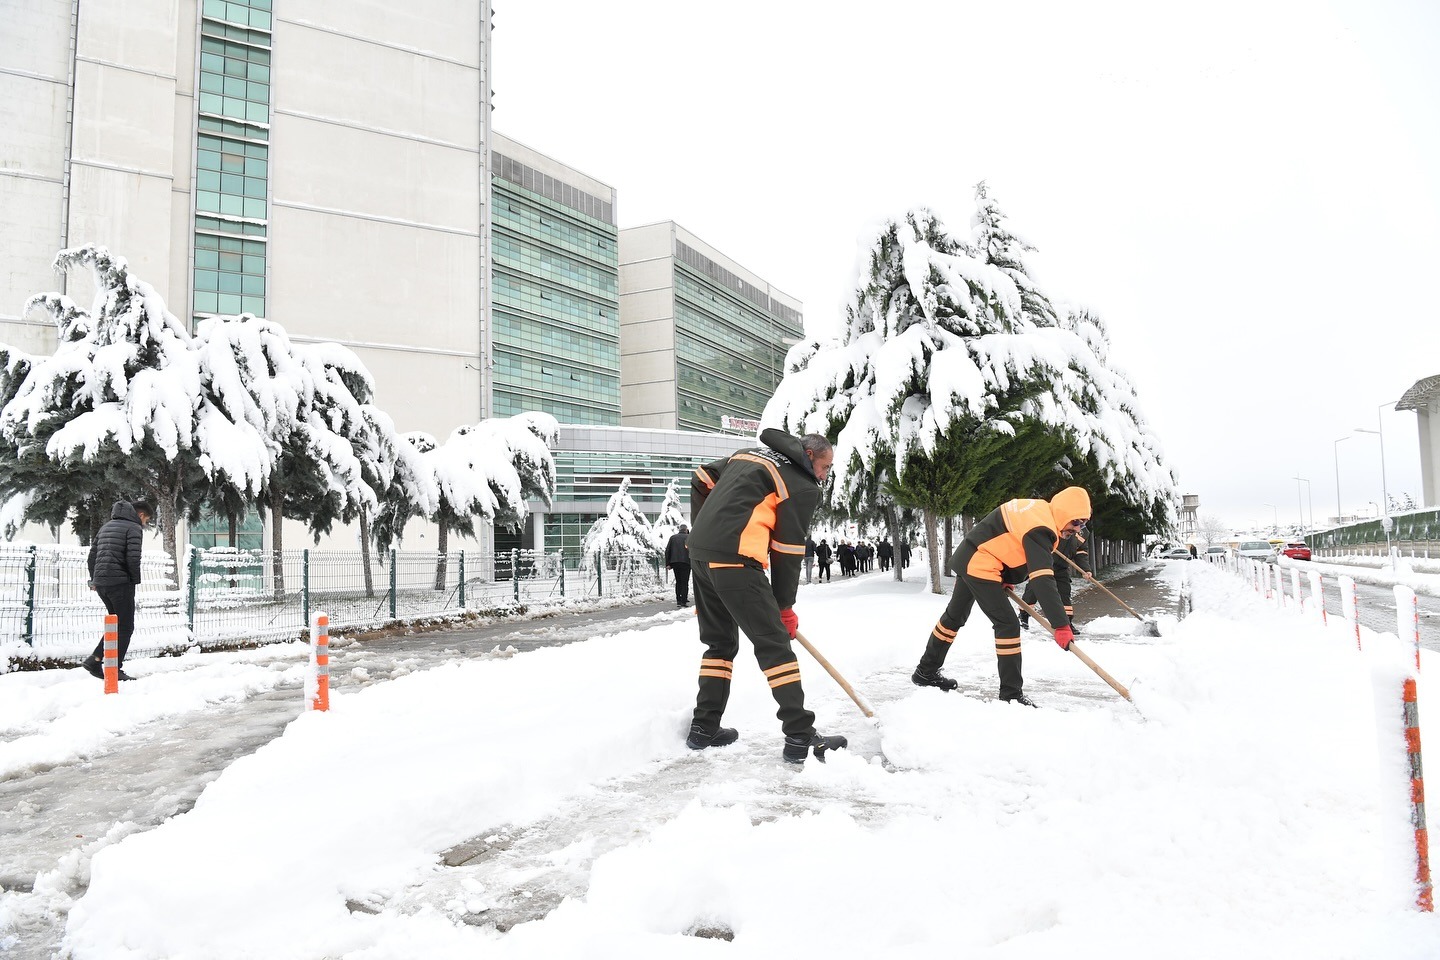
{"left": 81, "top": 499, "right": 152, "bottom": 681}
{"left": 665, "top": 524, "right": 691, "bottom": 607}
{"left": 685, "top": 429, "right": 847, "bottom": 764}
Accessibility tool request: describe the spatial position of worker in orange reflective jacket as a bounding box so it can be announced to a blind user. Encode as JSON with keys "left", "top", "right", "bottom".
{"left": 685, "top": 428, "right": 847, "bottom": 764}
{"left": 911, "top": 486, "right": 1092, "bottom": 707}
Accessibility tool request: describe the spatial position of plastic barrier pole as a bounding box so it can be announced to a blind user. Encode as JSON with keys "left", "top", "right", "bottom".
{"left": 1292, "top": 568, "right": 1304, "bottom": 614}
{"left": 1403, "top": 678, "right": 1433, "bottom": 911}
{"left": 311, "top": 613, "right": 330, "bottom": 712}
{"left": 103, "top": 613, "right": 119, "bottom": 695}
{"left": 1395, "top": 586, "right": 1420, "bottom": 672}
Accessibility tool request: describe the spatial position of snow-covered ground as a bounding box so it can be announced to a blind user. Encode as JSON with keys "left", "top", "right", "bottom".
{"left": 3, "top": 560, "right": 1436, "bottom": 958}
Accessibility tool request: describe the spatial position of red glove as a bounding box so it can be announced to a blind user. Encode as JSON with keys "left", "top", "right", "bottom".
{"left": 1053, "top": 625, "right": 1074, "bottom": 650}
{"left": 779, "top": 607, "right": 799, "bottom": 639}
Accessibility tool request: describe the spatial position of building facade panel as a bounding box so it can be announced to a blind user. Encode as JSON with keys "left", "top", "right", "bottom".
{"left": 75, "top": 0, "right": 181, "bottom": 76}
{"left": 71, "top": 61, "right": 179, "bottom": 176}
{"left": 268, "top": 117, "right": 479, "bottom": 229}
{"left": 284, "top": 0, "right": 481, "bottom": 66}
{"left": 66, "top": 164, "right": 177, "bottom": 296}
{"left": 270, "top": 20, "right": 480, "bottom": 147}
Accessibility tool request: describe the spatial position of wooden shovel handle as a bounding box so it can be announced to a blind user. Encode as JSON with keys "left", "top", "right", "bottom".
{"left": 1051, "top": 549, "right": 1150, "bottom": 624}
{"left": 794, "top": 631, "right": 875, "bottom": 718}
{"left": 1007, "top": 590, "right": 1133, "bottom": 703}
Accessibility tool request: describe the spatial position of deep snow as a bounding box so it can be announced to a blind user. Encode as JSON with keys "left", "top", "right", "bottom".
{"left": 2, "top": 559, "right": 1437, "bottom": 958}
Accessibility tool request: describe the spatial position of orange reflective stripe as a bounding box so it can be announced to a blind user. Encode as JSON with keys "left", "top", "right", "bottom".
{"left": 763, "top": 661, "right": 800, "bottom": 678}
{"left": 695, "top": 467, "right": 716, "bottom": 489}
{"left": 739, "top": 494, "right": 779, "bottom": 566}
{"left": 769, "top": 674, "right": 802, "bottom": 688}
{"left": 708, "top": 562, "right": 745, "bottom": 568}
{"left": 701, "top": 658, "right": 733, "bottom": 668}
{"left": 699, "top": 668, "right": 733, "bottom": 679}
{"left": 933, "top": 623, "right": 957, "bottom": 638}
{"left": 932, "top": 627, "right": 955, "bottom": 644}
{"left": 995, "top": 640, "right": 1022, "bottom": 655}
{"left": 1029, "top": 568, "right": 1055, "bottom": 579}
{"left": 732, "top": 453, "right": 789, "bottom": 501}
{"left": 771, "top": 540, "right": 805, "bottom": 555}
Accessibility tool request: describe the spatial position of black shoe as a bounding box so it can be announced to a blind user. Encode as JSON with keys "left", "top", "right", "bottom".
{"left": 999, "top": 693, "right": 1039, "bottom": 708}
{"left": 117, "top": 669, "right": 136, "bottom": 682}
{"left": 911, "top": 668, "right": 958, "bottom": 692}
{"left": 686, "top": 725, "right": 739, "bottom": 750}
{"left": 81, "top": 657, "right": 103, "bottom": 679}
{"left": 782, "top": 732, "right": 848, "bottom": 764}
{"left": 1069, "top": 621, "right": 1081, "bottom": 634}
{"left": 1018, "top": 615, "right": 1030, "bottom": 630}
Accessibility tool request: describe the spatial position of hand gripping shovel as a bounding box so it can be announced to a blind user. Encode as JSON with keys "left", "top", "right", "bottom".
{"left": 1007, "top": 591, "right": 1134, "bottom": 705}
{"left": 1051, "top": 549, "right": 1161, "bottom": 637}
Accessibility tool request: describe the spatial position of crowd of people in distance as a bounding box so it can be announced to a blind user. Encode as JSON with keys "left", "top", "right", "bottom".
{"left": 802, "top": 535, "right": 912, "bottom": 584}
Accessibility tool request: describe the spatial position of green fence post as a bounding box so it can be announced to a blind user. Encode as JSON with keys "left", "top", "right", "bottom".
{"left": 301, "top": 548, "right": 311, "bottom": 633}
{"left": 559, "top": 556, "right": 565, "bottom": 598}
{"left": 389, "top": 549, "right": 398, "bottom": 620}
{"left": 23, "top": 544, "right": 37, "bottom": 647}
{"left": 511, "top": 549, "right": 519, "bottom": 601}
{"left": 187, "top": 546, "right": 200, "bottom": 637}
{"left": 597, "top": 559, "right": 603, "bottom": 598}
{"left": 458, "top": 550, "right": 466, "bottom": 609}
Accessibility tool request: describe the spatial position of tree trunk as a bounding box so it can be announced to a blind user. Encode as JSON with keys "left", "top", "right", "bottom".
{"left": 359, "top": 506, "right": 375, "bottom": 599}
{"left": 923, "top": 508, "right": 943, "bottom": 594}
{"left": 944, "top": 517, "right": 953, "bottom": 566}
{"left": 157, "top": 472, "right": 181, "bottom": 581}
{"left": 227, "top": 510, "right": 238, "bottom": 588}
{"left": 270, "top": 483, "right": 285, "bottom": 600}
{"left": 435, "top": 524, "right": 448, "bottom": 590}
{"left": 886, "top": 504, "right": 903, "bottom": 582}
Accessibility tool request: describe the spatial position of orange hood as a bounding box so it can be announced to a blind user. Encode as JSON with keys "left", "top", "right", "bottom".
{"left": 1049, "top": 486, "right": 1092, "bottom": 527}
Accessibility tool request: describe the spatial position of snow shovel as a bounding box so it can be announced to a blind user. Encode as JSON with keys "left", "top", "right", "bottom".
{"left": 1051, "top": 549, "right": 1161, "bottom": 637}
{"left": 1006, "top": 592, "right": 1134, "bottom": 705}
{"left": 794, "top": 631, "right": 875, "bottom": 720}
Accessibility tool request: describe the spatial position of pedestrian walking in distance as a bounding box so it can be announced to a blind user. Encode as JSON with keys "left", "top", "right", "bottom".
{"left": 912, "top": 487, "right": 1091, "bottom": 707}
{"left": 665, "top": 523, "right": 692, "bottom": 607}
{"left": 815, "top": 538, "right": 832, "bottom": 582}
{"left": 81, "top": 498, "right": 153, "bottom": 682}
{"left": 686, "top": 430, "right": 847, "bottom": 764}
{"left": 803, "top": 536, "right": 816, "bottom": 584}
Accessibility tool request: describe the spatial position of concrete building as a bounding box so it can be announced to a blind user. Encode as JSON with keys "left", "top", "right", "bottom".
{"left": 1398, "top": 373, "right": 1440, "bottom": 508}
{"left": 489, "top": 132, "right": 620, "bottom": 427}
{"left": 619, "top": 221, "right": 803, "bottom": 433}
{"left": 2, "top": 3, "right": 804, "bottom": 562}
{"left": 3, "top": 0, "right": 494, "bottom": 550}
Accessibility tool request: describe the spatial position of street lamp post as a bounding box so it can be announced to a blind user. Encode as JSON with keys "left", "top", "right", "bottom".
{"left": 1333, "top": 435, "right": 1351, "bottom": 525}
{"left": 1356, "top": 404, "right": 1395, "bottom": 568}
{"left": 1292, "top": 476, "right": 1311, "bottom": 532}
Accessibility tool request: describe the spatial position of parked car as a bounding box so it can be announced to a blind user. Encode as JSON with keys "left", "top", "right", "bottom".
{"left": 1237, "top": 540, "right": 1276, "bottom": 561}
{"left": 1162, "top": 546, "right": 1193, "bottom": 560}
{"left": 1204, "top": 545, "right": 1228, "bottom": 561}
{"left": 1280, "top": 541, "right": 1311, "bottom": 561}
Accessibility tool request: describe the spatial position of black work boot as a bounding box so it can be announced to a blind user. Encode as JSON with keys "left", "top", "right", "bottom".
{"left": 81, "top": 656, "right": 103, "bottom": 679}
{"left": 1018, "top": 612, "right": 1030, "bottom": 630}
{"left": 782, "top": 732, "right": 848, "bottom": 764}
{"left": 686, "top": 725, "right": 739, "bottom": 750}
{"left": 911, "top": 667, "right": 959, "bottom": 692}
{"left": 999, "top": 693, "right": 1039, "bottom": 708}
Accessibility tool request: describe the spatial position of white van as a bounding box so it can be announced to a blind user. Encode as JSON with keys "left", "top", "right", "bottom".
{"left": 1237, "top": 540, "right": 1276, "bottom": 561}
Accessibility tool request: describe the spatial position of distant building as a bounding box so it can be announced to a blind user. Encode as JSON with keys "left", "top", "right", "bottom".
{"left": 1397, "top": 373, "right": 1440, "bottom": 507}
{"left": 619, "top": 222, "right": 802, "bottom": 433}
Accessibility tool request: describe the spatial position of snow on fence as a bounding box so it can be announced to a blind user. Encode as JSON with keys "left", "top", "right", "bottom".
{"left": 1, "top": 544, "right": 664, "bottom": 665}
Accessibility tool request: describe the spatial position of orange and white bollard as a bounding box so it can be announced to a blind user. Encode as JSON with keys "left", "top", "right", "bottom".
{"left": 1403, "top": 678, "right": 1433, "bottom": 911}
{"left": 311, "top": 613, "right": 330, "bottom": 712}
{"left": 103, "top": 613, "right": 119, "bottom": 695}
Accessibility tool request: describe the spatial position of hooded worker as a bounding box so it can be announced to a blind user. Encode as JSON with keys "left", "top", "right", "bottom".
{"left": 911, "top": 486, "right": 1092, "bottom": 707}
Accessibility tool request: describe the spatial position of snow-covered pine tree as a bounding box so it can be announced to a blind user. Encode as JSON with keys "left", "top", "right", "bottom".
{"left": 764, "top": 205, "right": 1175, "bottom": 592}
{"left": 970, "top": 181, "right": 1059, "bottom": 330}
{"left": 581, "top": 476, "right": 656, "bottom": 568}
{"left": 649, "top": 479, "right": 685, "bottom": 553}
{"left": 0, "top": 245, "right": 273, "bottom": 564}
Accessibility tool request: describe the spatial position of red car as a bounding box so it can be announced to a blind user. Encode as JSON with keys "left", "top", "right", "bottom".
{"left": 1280, "top": 542, "right": 1311, "bottom": 561}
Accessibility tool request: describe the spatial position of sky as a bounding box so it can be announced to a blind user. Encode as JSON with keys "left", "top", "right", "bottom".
{"left": 2, "top": 559, "right": 1436, "bottom": 957}
{"left": 489, "top": 0, "right": 1440, "bottom": 533}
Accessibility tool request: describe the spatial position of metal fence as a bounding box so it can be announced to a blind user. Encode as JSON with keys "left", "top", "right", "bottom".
{"left": 1309, "top": 508, "right": 1440, "bottom": 560}
{"left": 2, "top": 544, "right": 666, "bottom": 666}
